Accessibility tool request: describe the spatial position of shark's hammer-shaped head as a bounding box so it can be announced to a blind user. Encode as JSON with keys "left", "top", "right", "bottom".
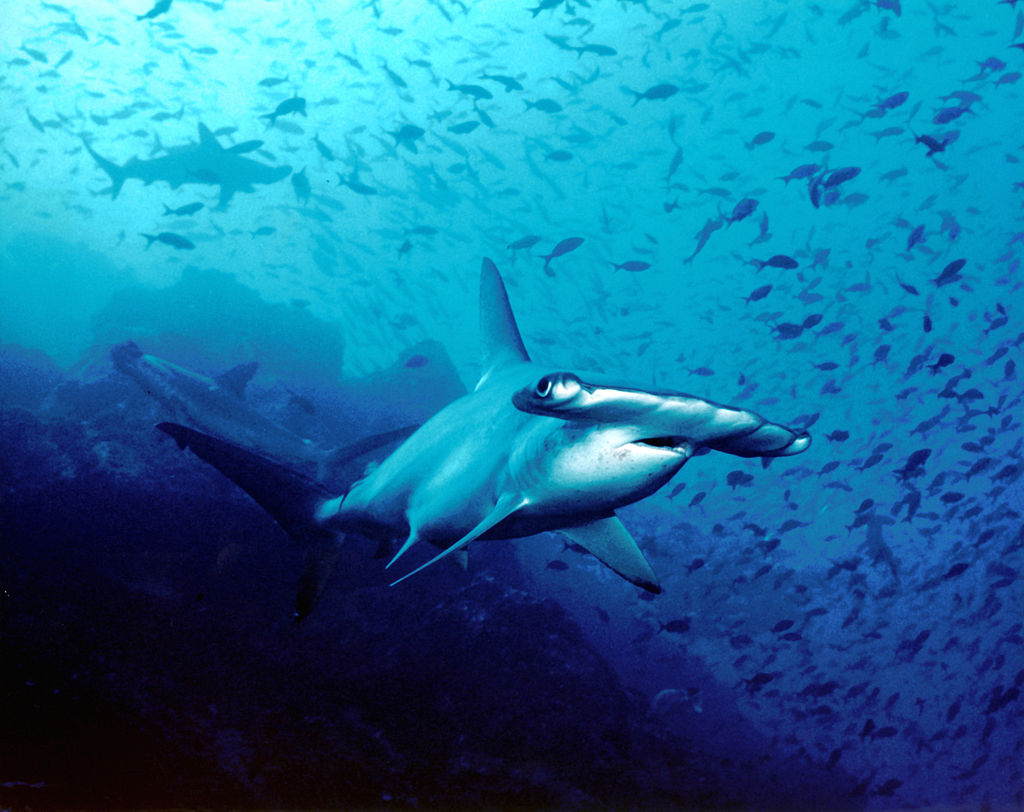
{"left": 509, "top": 370, "right": 809, "bottom": 515}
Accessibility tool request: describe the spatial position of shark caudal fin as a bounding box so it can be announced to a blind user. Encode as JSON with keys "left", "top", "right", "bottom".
{"left": 158, "top": 423, "right": 337, "bottom": 617}
{"left": 81, "top": 137, "right": 128, "bottom": 198}
{"left": 158, "top": 422, "right": 423, "bottom": 616}
{"left": 476, "top": 258, "right": 530, "bottom": 390}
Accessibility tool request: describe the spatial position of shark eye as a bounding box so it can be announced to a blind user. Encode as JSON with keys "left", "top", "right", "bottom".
{"left": 535, "top": 376, "right": 554, "bottom": 398}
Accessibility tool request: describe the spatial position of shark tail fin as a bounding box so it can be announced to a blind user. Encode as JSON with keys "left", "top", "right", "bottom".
{"left": 157, "top": 422, "right": 338, "bottom": 618}
{"left": 82, "top": 137, "right": 127, "bottom": 198}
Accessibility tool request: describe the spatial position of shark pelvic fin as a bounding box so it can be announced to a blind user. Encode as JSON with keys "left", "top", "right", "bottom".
{"left": 390, "top": 492, "right": 529, "bottom": 586}
{"left": 560, "top": 515, "right": 661, "bottom": 593}
{"left": 385, "top": 532, "right": 420, "bottom": 570}
{"left": 476, "top": 258, "right": 529, "bottom": 390}
{"left": 215, "top": 360, "right": 260, "bottom": 398}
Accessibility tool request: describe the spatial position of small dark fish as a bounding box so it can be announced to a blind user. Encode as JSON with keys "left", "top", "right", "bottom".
{"left": 546, "top": 559, "right": 569, "bottom": 571}
{"left": 927, "top": 353, "right": 955, "bottom": 374}
{"left": 933, "top": 258, "right": 966, "bottom": 286}
{"left": 727, "top": 197, "right": 759, "bottom": 224}
{"left": 611, "top": 260, "right": 650, "bottom": 272}
{"left": 943, "top": 562, "right": 969, "bottom": 579}
{"left": 227, "top": 139, "right": 263, "bottom": 154}
{"left": 140, "top": 231, "right": 194, "bottom": 250}
{"left": 258, "top": 76, "right": 289, "bottom": 87}
{"left": 772, "top": 619, "right": 795, "bottom": 633}
{"left": 448, "top": 120, "right": 481, "bottom": 134}
{"left": 291, "top": 167, "right": 310, "bottom": 205}
{"left": 745, "top": 284, "right": 772, "bottom": 303}
{"left": 779, "top": 163, "right": 819, "bottom": 184}
{"left": 747, "top": 130, "right": 775, "bottom": 149}
{"left": 163, "top": 201, "right": 204, "bottom": 216}
{"left": 756, "top": 254, "right": 799, "bottom": 270}
{"left": 508, "top": 235, "right": 542, "bottom": 250}
{"left": 404, "top": 354, "right": 429, "bottom": 368}
{"left": 540, "top": 237, "right": 584, "bottom": 274}
{"left": 726, "top": 470, "right": 754, "bottom": 488}
{"left": 136, "top": 0, "right": 171, "bottom": 20}
{"left": 773, "top": 323, "right": 804, "bottom": 340}
{"left": 389, "top": 123, "right": 426, "bottom": 152}
{"left": 261, "top": 96, "right": 307, "bottom": 127}
{"left": 447, "top": 80, "right": 492, "bottom": 100}
{"left": 481, "top": 74, "right": 523, "bottom": 93}
{"left": 823, "top": 166, "right": 860, "bottom": 187}
{"left": 631, "top": 83, "right": 678, "bottom": 105}
{"left": 660, "top": 618, "right": 691, "bottom": 634}
{"left": 546, "top": 149, "right": 573, "bottom": 161}
{"left": 524, "top": 98, "right": 563, "bottom": 113}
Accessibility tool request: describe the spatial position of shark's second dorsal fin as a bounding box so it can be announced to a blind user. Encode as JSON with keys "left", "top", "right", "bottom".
{"left": 215, "top": 361, "right": 259, "bottom": 398}
{"left": 560, "top": 515, "right": 661, "bottom": 594}
{"left": 477, "top": 258, "right": 529, "bottom": 390}
{"left": 197, "top": 122, "right": 220, "bottom": 149}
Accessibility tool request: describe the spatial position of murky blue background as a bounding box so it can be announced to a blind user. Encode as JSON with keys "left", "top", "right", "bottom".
{"left": 1, "top": 1, "right": 1021, "bottom": 809}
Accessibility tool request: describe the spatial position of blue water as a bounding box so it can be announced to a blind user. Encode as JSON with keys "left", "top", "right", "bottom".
{"left": 1, "top": 1, "right": 1022, "bottom": 809}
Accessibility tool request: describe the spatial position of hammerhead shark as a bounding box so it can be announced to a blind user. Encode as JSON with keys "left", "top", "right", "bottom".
{"left": 82, "top": 122, "right": 291, "bottom": 209}
{"left": 159, "top": 259, "right": 810, "bottom": 615}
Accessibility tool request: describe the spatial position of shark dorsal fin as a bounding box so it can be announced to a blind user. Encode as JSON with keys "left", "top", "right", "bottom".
{"left": 477, "top": 258, "right": 529, "bottom": 390}
{"left": 197, "top": 123, "right": 220, "bottom": 150}
{"left": 215, "top": 360, "right": 259, "bottom": 397}
{"left": 560, "top": 515, "right": 661, "bottom": 593}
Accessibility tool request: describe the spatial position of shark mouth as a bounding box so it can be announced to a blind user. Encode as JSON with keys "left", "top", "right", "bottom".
{"left": 633, "top": 436, "right": 691, "bottom": 454}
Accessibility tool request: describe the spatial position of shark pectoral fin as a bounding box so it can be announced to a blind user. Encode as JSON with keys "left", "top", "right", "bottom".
{"left": 295, "top": 536, "right": 343, "bottom": 620}
{"left": 560, "top": 515, "right": 661, "bottom": 594}
{"left": 390, "top": 493, "right": 529, "bottom": 587}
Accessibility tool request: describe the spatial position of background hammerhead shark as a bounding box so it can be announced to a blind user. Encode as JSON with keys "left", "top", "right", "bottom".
{"left": 82, "top": 122, "right": 291, "bottom": 209}
{"left": 160, "top": 259, "right": 810, "bottom": 616}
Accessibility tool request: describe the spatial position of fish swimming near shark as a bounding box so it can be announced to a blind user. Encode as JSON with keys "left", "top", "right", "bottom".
{"left": 82, "top": 123, "right": 291, "bottom": 209}
{"left": 157, "top": 259, "right": 810, "bottom": 617}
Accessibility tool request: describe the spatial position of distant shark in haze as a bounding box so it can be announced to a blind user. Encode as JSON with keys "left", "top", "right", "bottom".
{"left": 111, "top": 340, "right": 415, "bottom": 488}
{"left": 159, "top": 259, "right": 810, "bottom": 616}
{"left": 82, "top": 123, "right": 291, "bottom": 209}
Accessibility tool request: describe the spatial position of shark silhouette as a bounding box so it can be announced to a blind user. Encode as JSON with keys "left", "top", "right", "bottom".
{"left": 82, "top": 123, "right": 291, "bottom": 209}
{"left": 159, "top": 259, "right": 810, "bottom": 616}
{"left": 111, "top": 340, "right": 421, "bottom": 488}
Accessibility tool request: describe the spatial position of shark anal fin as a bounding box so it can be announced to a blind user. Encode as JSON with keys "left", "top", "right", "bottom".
{"left": 390, "top": 493, "right": 529, "bottom": 586}
{"left": 560, "top": 515, "right": 661, "bottom": 594}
